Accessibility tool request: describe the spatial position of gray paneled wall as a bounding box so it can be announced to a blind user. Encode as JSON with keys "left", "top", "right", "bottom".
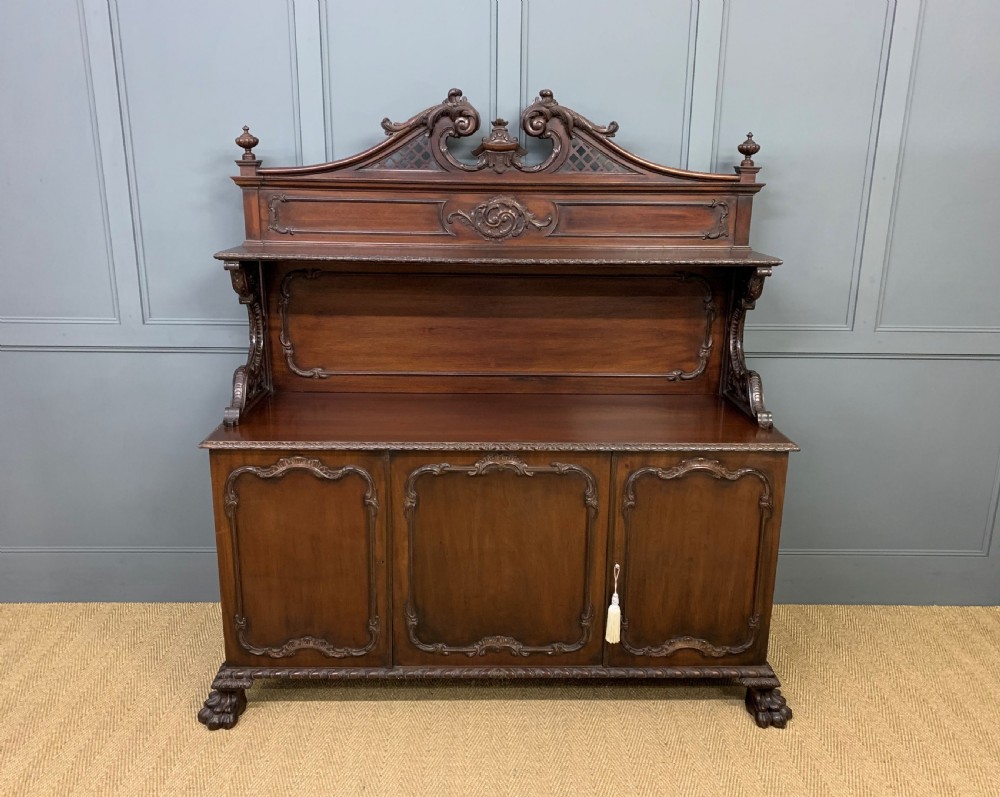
{"left": 1, "top": 0, "right": 998, "bottom": 602}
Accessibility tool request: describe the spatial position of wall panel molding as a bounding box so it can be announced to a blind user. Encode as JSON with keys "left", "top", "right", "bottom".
{"left": 872, "top": 0, "right": 927, "bottom": 333}
{"left": 782, "top": 436, "right": 998, "bottom": 558}
{"left": 108, "top": 0, "right": 302, "bottom": 326}
{"left": 0, "top": 546, "right": 214, "bottom": 555}
{"left": 755, "top": 352, "right": 1000, "bottom": 560}
{"left": 708, "top": 0, "right": 731, "bottom": 175}
{"left": 872, "top": 0, "right": 1000, "bottom": 334}
{"left": 521, "top": 0, "right": 697, "bottom": 167}
{"left": 740, "top": 0, "right": 896, "bottom": 333}
{"left": 318, "top": 0, "right": 334, "bottom": 161}
{"left": 0, "top": 0, "right": 120, "bottom": 326}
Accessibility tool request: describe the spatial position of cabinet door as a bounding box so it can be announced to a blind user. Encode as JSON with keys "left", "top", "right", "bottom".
{"left": 210, "top": 450, "right": 389, "bottom": 668}
{"left": 391, "top": 453, "right": 610, "bottom": 667}
{"left": 606, "top": 453, "right": 788, "bottom": 667}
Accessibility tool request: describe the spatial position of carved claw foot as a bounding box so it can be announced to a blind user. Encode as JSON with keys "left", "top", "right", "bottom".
{"left": 198, "top": 687, "right": 247, "bottom": 730}
{"left": 744, "top": 686, "right": 792, "bottom": 729}
{"left": 198, "top": 666, "right": 252, "bottom": 730}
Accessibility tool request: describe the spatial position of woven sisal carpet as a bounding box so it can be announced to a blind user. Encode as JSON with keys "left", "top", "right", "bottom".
{"left": 0, "top": 604, "right": 997, "bottom": 796}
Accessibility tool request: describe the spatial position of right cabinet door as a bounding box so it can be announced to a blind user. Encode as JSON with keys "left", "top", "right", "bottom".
{"left": 607, "top": 453, "right": 788, "bottom": 667}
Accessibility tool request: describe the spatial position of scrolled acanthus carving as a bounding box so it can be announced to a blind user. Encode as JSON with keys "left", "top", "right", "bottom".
{"left": 520, "top": 89, "right": 622, "bottom": 173}
{"left": 223, "top": 262, "right": 270, "bottom": 426}
{"left": 522, "top": 89, "right": 619, "bottom": 141}
{"left": 446, "top": 195, "right": 553, "bottom": 242}
{"left": 224, "top": 457, "right": 380, "bottom": 658}
{"left": 381, "top": 87, "right": 480, "bottom": 139}
{"left": 724, "top": 266, "right": 774, "bottom": 429}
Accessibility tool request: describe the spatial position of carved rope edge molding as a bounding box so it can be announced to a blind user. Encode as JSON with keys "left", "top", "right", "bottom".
{"left": 619, "top": 458, "right": 773, "bottom": 658}
{"left": 402, "top": 454, "right": 598, "bottom": 657}
{"left": 203, "top": 441, "right": 800, "bottom": 452}
{"left": 208, "top": 661, "right": 780, "bottom": 686}
{"left": 224, "top": 456, "right": 381, "bottom": 658}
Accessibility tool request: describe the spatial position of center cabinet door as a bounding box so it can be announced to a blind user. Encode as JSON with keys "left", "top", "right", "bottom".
{"left": 391, "top": 453, "right": 611, "bottom": 667}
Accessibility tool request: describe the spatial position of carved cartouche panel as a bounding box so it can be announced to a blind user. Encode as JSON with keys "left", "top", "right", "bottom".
{"left": 224, "top": 456, "right": 380, "bottom": 658}
{"left": 620, "top": 458, "right": 773, "bottom": 657}
{"left": 403, "top": 454, "right": 598, "bottom": 657}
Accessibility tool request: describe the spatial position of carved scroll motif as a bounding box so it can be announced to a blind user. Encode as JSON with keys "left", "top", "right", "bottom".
{"left": 663, "top": 273, "right": 715, "bottom": 381}
{"left": 224, "top": 457, "right": 381, "bottom": 658}
{"left": 520, "top": 89, "right": 624, "bottom": 173}
{"left": 381, "top": 87, "right": 480, "bottom": 138}
{"left": 403, "top": 455, "right": 598, "bottom": 657}
{"left": 223, "top": 262, "right": 270, "bottom": 426}
{"left": 445, "top": 196, "right": 553, "bottom": 242}
{"left": 620, "top": 459, "right": 773, "bottom": 658}
{"left": 704, "top": 200, "right": 730, "bottom": 240}
{"left": 278, "top": 269, "right": 324, "bottom": 378}
{"left": 724, "top": 267, "right": 773, "bottom": 429}
{"left": 249, "top": 88, "right": 747, "bottom": 180}
{"left": 368, "top": 89, "right": 632, "bottom": 174}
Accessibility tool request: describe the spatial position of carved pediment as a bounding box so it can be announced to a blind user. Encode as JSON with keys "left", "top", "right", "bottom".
{"left": 239, "top": 88, "right": 757, "bottom": 182}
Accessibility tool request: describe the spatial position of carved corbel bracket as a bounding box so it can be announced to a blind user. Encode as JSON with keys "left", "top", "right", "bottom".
{"left": 223, "top": 261, "right": 270, "bottom": 426}
{"left": 724, "top": 266, "right": 773, "bottom": 429}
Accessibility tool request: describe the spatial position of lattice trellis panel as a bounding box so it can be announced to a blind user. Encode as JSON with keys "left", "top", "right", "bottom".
{"left": 364, "top": 134, "right": 442, "bottom": 170}
{"left": 561, "top": 139, "right": 636, "bottom": 174}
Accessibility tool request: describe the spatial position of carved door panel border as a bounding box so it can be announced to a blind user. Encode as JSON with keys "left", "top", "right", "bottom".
{"left": 607, "top": 454, "right": 784, "bottom": 667}
{"left": 392, "top": 452, "right": 611, "bottom": 666}
{"left": 220, "top": 453, "right": 385, "bottom": 664}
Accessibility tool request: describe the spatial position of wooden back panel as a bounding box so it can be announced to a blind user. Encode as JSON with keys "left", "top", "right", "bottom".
{"left": 266, "top": 264, "right": 728, "bottom": 394}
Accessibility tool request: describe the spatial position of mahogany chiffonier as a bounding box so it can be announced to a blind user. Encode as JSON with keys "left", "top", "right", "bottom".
{"left": 197, "top": 89, "right": 797, "bottom": 730}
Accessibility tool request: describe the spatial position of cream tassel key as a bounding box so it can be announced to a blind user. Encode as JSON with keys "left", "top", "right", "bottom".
{"left": 605, "top": 563, "right": 621, "bottom": 644}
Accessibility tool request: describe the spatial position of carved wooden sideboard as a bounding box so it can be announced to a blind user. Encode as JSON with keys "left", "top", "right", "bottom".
{"left": 198, "top": 89, "right": 797, "bottom": 730}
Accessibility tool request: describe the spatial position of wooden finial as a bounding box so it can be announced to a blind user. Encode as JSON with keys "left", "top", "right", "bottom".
{"left": 738, "top": 132, "right": 760, "bottom": 166}
{"left": 472, "top": 119, "right": 526, "bottom": 173}
{"left": 236, "top": 125, "right": 259, "bottom": 160}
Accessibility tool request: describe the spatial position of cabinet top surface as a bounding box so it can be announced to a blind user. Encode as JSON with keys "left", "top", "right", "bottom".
{"left": 202, "top": 393, "right": 796, "bottom": 452}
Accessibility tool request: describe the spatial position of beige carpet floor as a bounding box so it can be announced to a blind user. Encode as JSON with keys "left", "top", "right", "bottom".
{"left": 0, "top": 604, "right": 998, "bottom": 797}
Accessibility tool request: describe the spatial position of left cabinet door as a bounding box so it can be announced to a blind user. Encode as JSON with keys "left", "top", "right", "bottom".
{"left": 209, "top": 450, "right": 389, "bottom": 668}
